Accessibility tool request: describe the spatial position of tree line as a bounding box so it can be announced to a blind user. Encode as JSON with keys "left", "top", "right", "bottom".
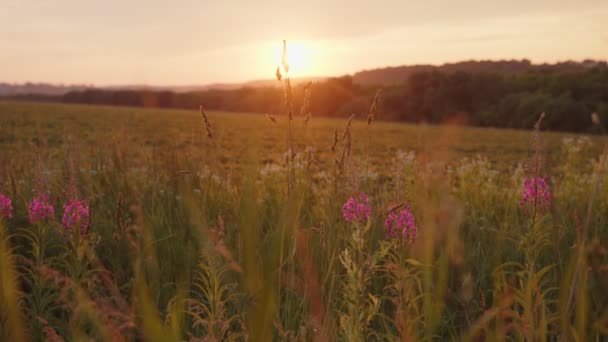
{"left": 10, "top": 61, "right": 608, "bottom": 133}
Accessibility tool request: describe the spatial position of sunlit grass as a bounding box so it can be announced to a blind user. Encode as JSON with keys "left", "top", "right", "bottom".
{"left": 0, "top": 99, "right": 607, "bottom": 340}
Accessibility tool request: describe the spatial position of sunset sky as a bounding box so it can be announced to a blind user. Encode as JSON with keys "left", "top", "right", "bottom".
{"left": 1, "top": 0, "right": 607, "bottom": 86}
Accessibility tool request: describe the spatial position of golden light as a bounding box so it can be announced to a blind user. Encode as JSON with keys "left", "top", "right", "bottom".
{"left": 274, "top": 40, "right": 315, "bottom": 77}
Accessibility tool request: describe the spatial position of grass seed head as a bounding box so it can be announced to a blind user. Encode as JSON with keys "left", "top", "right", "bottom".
{"left": 343, "top": 113, "right": 357, "bottom": 140}
{"left": 199, "top": 105, "right": 213, "bottom": 139}
{"left": 304, "top": 113, "right": 311, "bottom": 125}
{"left": 335, "top": 114, "right": 357, "bottom": 171}
{"left": 301, "top": 82, "right": 312, "bottom": 125}
{"left": 526, "top": 112, "right": 545, "bottom": 177}
{"left": 275, "top": 66, "right": 282, "bottom": 81}
{"left": 284, "top": 79, "right": 293, "bottom": 120}
{"left": 367, "top": 88, "right": 382, "bottom": 125}
{"left": 265, "top": 113, "right": 278, "bottom": 124}
{"left": 282, "top": 40, "right": 290, "bottom": 74}
{"left": 331, "top": 129, "right": 339, "bottom": 152}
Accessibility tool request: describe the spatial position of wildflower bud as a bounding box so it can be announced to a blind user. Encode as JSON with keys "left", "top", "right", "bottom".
{"left": 0, "top": 194, "right": 13, "bottom": 218}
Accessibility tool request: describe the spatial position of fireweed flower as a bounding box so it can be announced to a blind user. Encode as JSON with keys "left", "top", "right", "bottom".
{"left": 28, "top": 195, "right": 55, "bottom": 224}
{"left": 342, "top": 192, "right": 371, "bottom": 223}
{"left": 385, "top": 206, "right": 418, "bottom": 241}
{"left": 519, "top": 177, "right": 551, "bottom": 215}
{"left": 62, "top": 200, "right": 90, "bottom": 234}
{"left": 0, "top": 194, "right": 13, "bottom": 218}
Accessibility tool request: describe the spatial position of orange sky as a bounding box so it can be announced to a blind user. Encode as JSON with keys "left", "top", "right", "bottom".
{"left": 1, "top": 0, "right": 607, "bottom": 85}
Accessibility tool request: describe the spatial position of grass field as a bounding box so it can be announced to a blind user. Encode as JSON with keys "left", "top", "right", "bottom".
{"left": 1, "top": 100, "right": 608, "bottom": 340}
{"left": 1, "top": 101, "right": 607, "bottom": 169}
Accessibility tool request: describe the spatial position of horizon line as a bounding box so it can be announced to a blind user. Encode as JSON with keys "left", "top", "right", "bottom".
{"left": 1, "top": 57, "right": 605, "bottom": 89}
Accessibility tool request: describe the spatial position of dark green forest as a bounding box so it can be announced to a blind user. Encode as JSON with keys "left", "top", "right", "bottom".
{"left": 10, "top": 60, "right": 608, "bottom": 132}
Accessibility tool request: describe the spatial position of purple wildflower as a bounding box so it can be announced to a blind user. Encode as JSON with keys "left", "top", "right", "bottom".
{"left": 385, "top": 205, "right": 418, "bottom": 241}
{"left": 343, "top": 192, "right": 372, "bottom": 223}
{"left": 0, "top": 194, "right": 13, "bottom": 218}
{"left": 519, "top": 177, "right": 551, "bottom": 216}
{"left": 28, "top": 195, "right": 55, "bottom": 224}
{"left": 62, "top": 200, "right": 90, "bottom": 234}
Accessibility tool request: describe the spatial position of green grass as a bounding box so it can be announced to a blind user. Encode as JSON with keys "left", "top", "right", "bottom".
{"left": 1, "top": 100, "right": 607, "bottom": 341}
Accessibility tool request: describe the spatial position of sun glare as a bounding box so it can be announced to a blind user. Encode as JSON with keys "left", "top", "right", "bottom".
{"left": 274, "top": 41, "right": 315, "bottom": 77}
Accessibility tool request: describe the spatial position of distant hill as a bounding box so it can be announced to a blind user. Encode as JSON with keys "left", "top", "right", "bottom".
{"left": 351, "top": 59, "right": 604, "bottom": 86}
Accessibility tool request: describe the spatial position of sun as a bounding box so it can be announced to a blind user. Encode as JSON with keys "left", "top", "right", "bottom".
{"left": 275, "top": 40, "right": 314, "bottom": 77}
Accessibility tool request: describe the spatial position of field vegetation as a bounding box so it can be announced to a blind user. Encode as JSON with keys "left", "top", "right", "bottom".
{"left": 1, "top": 89, "right": 608, "bottom": 341}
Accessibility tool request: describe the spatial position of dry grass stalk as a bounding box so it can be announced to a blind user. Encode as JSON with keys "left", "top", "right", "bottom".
{"left": 277, "top": 40, "right": 296, "bottom": 192}
{"left": 303, "top": 113, "right": 311, "bottom": 126}
{"left": 335, "top": 114, "right": 356, "bottom": 171}
{"left": 335, "top": 132, "right": 349, "bottom": 170}
{"left": 281, "top": 39, "right": 290, "bottom": 74}
{"left": 301, "top": 82, "right": 312, "bottom": 125}
{"left": 385, "top": 202, "right": 406, "bottom": 215}
{"left": 527, "top": 112, "right": 545, "bottom": 176}
{"left": 342, "top": 113, "right": 356, "bottom": 140}
{"left": 330, "top": 129, "right": 339, "bottom": 152}
{"left": 284, "top": 78, "right": 293, "bottom": 120}
{"left": 275, "top": 66, "right": 282, "bottom": 81}
{"left": 304, "top": 146, "right": 319, "bottom": 169}
{"left": 525, "top": 112, "right": 546, "bottom": 221}
{"left": 113, "top": 192, "right": 130, "bottom": 241}
{"left": 199, "top": 105, "right": 213, "bottom": 139}
{"left": 367, "top": 88, "right": 382, "bottom": 125}
{"left": 265, "top": 113, "right": 278, "bottom": 124}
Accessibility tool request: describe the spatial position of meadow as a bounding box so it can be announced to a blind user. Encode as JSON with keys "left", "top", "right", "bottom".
{"left": 1, "top": 99, "right": 608, "bottom": 341}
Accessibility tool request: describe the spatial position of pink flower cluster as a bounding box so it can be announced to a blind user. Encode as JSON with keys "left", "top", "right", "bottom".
{"left": 342, "top": 192, "right": 372, "bottom": 223}
{"left": 0, "top": 194, "right": 13, "bottom": 218}
{"left": 385, "top": 206, "right": 418, "bottom": 241}
{"left": 28, "top": 195, "right": 55, "bottom": 224}
{"left": 519, "top": 177, "right": 551, "bottom": 215}
{"left": 2, "top": 190, "right": 91, "bottom": 236}
{"left": 343, "top": 193, "right": 419, "bottom": 243}
{"left": 62, "top": 199, "right": 90, "bottom": 234}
